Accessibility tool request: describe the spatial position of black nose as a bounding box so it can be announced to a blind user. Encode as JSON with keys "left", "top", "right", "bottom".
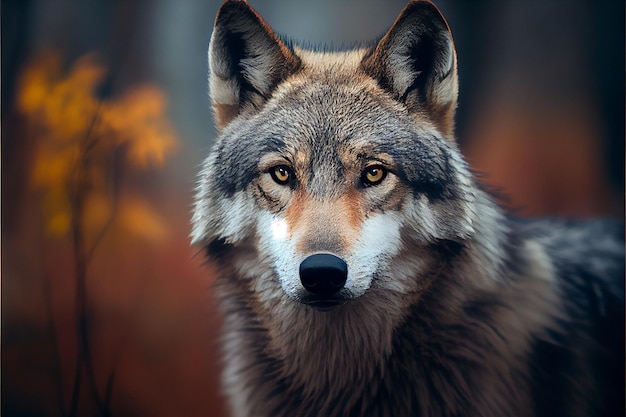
{"left": 299, "top": 254, "right": 348, "bottom": 296}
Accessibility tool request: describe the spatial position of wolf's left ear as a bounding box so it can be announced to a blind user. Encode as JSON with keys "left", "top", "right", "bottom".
{"left": 361, "top": 1, "right": 457, "bottom": 138}
{"left": 208, "top": 0, "right": 301, "bottom": 130}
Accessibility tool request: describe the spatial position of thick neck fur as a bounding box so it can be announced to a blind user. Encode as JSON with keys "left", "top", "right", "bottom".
{"left": 215, "top": 189, "right": 562, "bottom": 417}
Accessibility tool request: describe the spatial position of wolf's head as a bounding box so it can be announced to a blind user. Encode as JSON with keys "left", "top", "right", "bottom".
{"left": 193, "top": 1, "right": 479, "bottom": 314}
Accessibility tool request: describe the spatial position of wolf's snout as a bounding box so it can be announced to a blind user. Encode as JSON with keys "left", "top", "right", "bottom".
{"left": 299, "top": 254, "right": 348, "bottom": 296}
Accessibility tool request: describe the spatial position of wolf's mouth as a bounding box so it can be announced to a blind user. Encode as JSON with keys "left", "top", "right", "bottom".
{"left": 300, "top": 297, "right": 346, "bottom": 312}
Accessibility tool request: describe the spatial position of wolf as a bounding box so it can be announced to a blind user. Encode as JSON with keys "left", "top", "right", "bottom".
{"left": 191, "top": 1, "right": 625, "bottom": 416}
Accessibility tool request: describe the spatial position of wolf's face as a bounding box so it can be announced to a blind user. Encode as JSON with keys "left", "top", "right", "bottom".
{"left": 193, "top": 1, "right": 478, "bottom": 312}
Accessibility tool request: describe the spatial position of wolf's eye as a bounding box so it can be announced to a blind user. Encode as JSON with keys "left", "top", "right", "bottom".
{"left": 361, "top": 165, "right": 387, "bottom": 186}
{"left": 269, "top": 165, "right": 292, "bottom": 185}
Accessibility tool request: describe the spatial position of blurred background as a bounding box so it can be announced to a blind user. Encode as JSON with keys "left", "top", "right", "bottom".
{"left": 2, "top": 0, "right": 623, "bottom": 416}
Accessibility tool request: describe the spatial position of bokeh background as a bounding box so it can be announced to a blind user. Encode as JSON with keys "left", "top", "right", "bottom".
{"left": 2, "top": 1, "right": 623, "bottom": 416}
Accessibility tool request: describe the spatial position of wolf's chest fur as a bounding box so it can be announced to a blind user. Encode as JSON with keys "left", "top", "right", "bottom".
{"left": 192, "top": 1, "right": 624, "bottom": 416}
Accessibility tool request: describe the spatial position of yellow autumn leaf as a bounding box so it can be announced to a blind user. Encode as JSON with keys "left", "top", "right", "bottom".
{"left": 67, "top": 53, "right": 107, "bottom": 89}
{"left": 100, "top": 86, "right": 178, "bottom": 168}
{"left": 31, "top": 145, "right": 80, "bottom": 189}
{"left": 41, "top": 188, "right": 72, "bottom": 238}
{"left": 126, "top": 126, "right": 177, "bottom": 168}
{"left": 17, "top": 51, "right": 179, "bottom": 239}
{"left": 117, "top": 197, "right": 168, "bottom": 241}
{"left": 17, "top": 52, "right": 61, "bottom": 114}
{"left": 46, "top": 211, "right": 71, "bottom": 238}
{"left": 43, "top": 72, "right": 103, "bottom": 140}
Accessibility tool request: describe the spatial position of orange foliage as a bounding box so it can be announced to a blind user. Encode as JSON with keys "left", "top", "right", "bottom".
{"left": 17, "top": 51, "right": 178, "bottom": 239}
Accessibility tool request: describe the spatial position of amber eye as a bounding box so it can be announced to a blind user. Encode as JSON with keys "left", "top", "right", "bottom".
{"left": 269, "top": 165, "right": 292, "bottom": 185}
{"left": 361, "top": 165, "right": 387, "bottom": 186}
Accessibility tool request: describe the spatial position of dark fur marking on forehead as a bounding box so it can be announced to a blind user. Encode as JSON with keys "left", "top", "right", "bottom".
{"left": 213, "top": 131, "right": 289, "bottom": 196}
{"left": 380, "top": 133, "right": 455, "bottom": 202}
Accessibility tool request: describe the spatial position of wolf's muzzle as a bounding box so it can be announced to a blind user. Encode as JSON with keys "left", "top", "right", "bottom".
{"left": 299, "top": 254, "right": 348, "bottom": 309}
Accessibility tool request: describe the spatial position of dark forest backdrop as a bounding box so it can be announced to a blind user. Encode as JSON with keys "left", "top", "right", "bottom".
{"left": 2, "top": 1, "right": 624, "bottom": 416}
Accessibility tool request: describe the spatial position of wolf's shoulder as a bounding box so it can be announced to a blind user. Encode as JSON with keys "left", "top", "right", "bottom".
{"left": 512, "top": 216, "right": 624, "bottom": 314}
{"left": 512, "top": 217, "right": 624, "bottom": 274}
{"left": 512, "top": 216, "right": 624, "bottom": 240}
{"left": 506, "top": 217, "right": 624, "bottom": 417}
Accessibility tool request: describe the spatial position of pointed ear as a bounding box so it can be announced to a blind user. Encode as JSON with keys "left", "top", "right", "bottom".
{"left": 361, "top": 1, "right": 458, "bottom": 138}
{"left": 208, "top": 0, "right": 301, "bottom": 129}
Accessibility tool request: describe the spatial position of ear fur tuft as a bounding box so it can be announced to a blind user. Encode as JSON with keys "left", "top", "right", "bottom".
{"left": 208, "top": 0, "right": 301, "bottom": 129}
{"left": 361, "top": 1, "right": 458, "bottom": 138}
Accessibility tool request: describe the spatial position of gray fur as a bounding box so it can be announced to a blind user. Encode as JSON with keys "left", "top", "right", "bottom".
{"left": 192, "top": 1, "right": 625, "bottom": 416}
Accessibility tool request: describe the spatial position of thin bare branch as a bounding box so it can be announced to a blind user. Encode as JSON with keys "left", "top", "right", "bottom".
{"left": 42, "top": 265, "right": 68, "bottom": 417}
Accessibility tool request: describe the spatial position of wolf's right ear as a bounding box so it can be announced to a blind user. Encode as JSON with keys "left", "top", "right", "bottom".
{"left": 361, "top": 1, "right": 458, "bottom": 139}
{"left": 208, "top": 0, "right": 301, "bottom": 130}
